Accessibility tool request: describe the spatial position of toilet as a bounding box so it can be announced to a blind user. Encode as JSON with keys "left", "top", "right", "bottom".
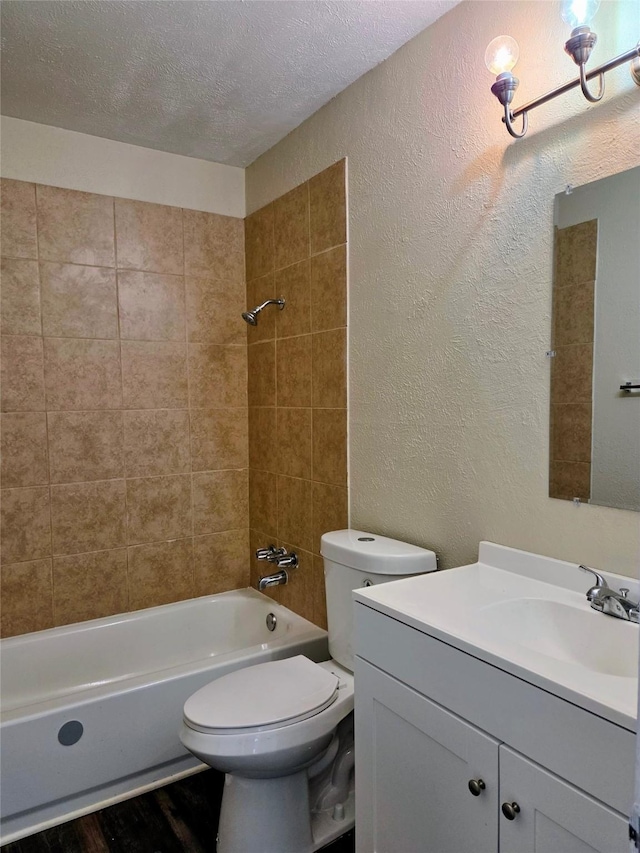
{"left": 180, "top": 529, "right": 437, "bottom": 853}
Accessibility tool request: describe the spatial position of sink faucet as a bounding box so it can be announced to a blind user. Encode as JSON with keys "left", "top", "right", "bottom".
{"left": 578, "top": 565, "right": 640, "bottom": 623}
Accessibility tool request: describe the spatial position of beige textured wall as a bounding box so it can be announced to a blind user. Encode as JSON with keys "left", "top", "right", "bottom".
{"left": 246, "top": 0, "right": 640, "bottom": 576}
{"left": 0, "top": 179, "right": 249, "bottom": 636}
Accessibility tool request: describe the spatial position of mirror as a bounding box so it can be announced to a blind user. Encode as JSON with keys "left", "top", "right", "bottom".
{"left": 549, "top": 166, "right": 640, "bottom": 511}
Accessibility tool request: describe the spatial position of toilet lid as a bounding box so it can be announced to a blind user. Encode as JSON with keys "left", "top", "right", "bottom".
{"left": 183, "top": 655, "right": 339, "bottom": 733}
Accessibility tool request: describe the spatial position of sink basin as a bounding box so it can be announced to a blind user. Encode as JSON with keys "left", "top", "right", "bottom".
{"left": 470, "top": 598, "right": 638, "bottom": 678}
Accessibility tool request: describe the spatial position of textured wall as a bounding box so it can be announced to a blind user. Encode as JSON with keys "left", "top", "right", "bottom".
{"left": 246, "top": 0, "right": 640, "bottom": 576}
{"left": 246, "top": 161, "right": 348, "bottom": 628}
{"left": 0, "top": 179, "right": 248, "bottom": 637}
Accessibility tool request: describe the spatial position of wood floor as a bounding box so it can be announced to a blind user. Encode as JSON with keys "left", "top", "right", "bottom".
{"left": 4, "top": 770, "right": 355, "bottom": 853}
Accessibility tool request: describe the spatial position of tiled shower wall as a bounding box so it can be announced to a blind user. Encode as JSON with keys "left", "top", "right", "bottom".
{"left": 0, "top": 179, "right": 249, "bottom": 637}
{"left": 549, "top": 219, "right": 597, "bottom": 502}
{"left": 245, "top": 160, "right": 348, "bottom": 628}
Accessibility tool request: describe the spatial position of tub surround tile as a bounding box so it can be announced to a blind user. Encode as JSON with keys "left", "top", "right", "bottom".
{"left": 48, "top": 410, "right": 124, "bottom": 483}
{"left": 190, "top": 408, "right": 248, "bottom": 472}
{"left": 183, "top": 210, "right": 244, "bottom": 282}
{"left": 186, "top": 276, "right": 246, "bottom": 345}
{"left": 277, "top": 475, "right": 312, "bottom": 553}
{"left": 0, "top": 412, "right": 49, "bottom": 488}
{"left": 1, "top": 258, "right": 41, "bottom": 336}
{"left": 0, "top": 558, "right": 53, "bottom": 637}
{"left": 555, "top": 220, "right": 598, "bottom": 289}
{"left": 53, "top": 549, "right": 128, "bottom": 625}
{"left": 40, "top": 262, "right": 118, "bottom": 340}
{"left": 249, "top": 469, "right": 278, "bottom": 539}
{"left": 276, "top": 543, "right": 314, "bottom": 623}
{"left": 0, "top": 486, "right": 52, "bottom": 564}
{"left": 51, "top": 479, "right": 126, "bottom": 555}
{"left": 1, "top": 335, "right": 45, "bottom": 412}
{"left": 276, "top": 335, "right": 312, "bottom": 408}
{"left": 310, "top": 245, "right": 347, "bottom": 332}
{"left": 188, "top": 344, "right": 247, "bottom": 408}
{"left": 192, "top": 469, "right": 249, "bottom": 535}
{"left": 36, "top": 185, "right": 115, "bottom": 267}
{"left": 550, "top": 460, "right": 591, "bottom": 502}
{"left": 127, "top": 538, "right": 194, "bottom": 610}
{"left": 312, "top": 408, "right": 347, "bottom": 485}
{"left": 312, "top": 329, "right": 346, "bottom": 408}
{"left": 121, "top": 341, "right": 188, "bottom": 410}
{"left": 1, "top": 178, "right": 38, "bottom": 260}
{"left": 312, "top": 554, "right": 328, "bottom": 630}
{"left": 273, "top": 183, "right": 309, "bottom": 270}
{"left": 312, "top": 481, "right": 348, "bottom": 556}
{"left": 245, "top": 203, "right": 274, "bottom": 281}
{"left": 551, "top": 344, "right": 594, "bottom": 405}
{"left": 115, "top": 198, "right": 183, "bottom": 275}
{"left": 554, "top": 281, "right": 595, "bottom": 347}
{"left": 246, "top": 273, "right": 277, "bottom": 343}
{"left": 126, "top": 474, "right": 192, "bottom": 545}
{"left": 117, "top": 270, "right": 186, "bottom": 342}
{"left": 309, "top": 160, "right": 346, "bottom": 255}
{"left": 247, "top": 341, "right": 276, "bottom": 407}
{"left": 551, "top": 403, "right": 592, "bottom": 463}
{"left": 193, "top": 530, "right": 250, "bottom": 596}
{"left": 276, "top": 260, "right": 311, "bottom": 338}
{"left": 277, "top": 408, "right": 312, "bottom": 480}
{"left": 44, "top": 338, "right": 122, "bottom": 410}
{"left": 248, "top": 407, "right": 277, "bottom": 473}
{"left": 123, "top": 409, "right": 190, "bottom": 478}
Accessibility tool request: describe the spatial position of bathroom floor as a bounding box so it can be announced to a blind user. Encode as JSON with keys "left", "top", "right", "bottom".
{"left": 4, "top": 770, "right": 355, "bottom": 853}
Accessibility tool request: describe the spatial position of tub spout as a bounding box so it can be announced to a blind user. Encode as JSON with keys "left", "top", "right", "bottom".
{"left": 258, "top": 570, "right": 288, "bottom": 590}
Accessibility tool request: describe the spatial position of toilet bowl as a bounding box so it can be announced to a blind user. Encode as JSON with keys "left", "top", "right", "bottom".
{"left": 180, "top": 529, "right": 436, "bottom": 853}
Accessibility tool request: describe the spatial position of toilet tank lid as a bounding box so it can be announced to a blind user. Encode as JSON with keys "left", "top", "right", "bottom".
{"left": 320, "top": 529, "right": 437, "bottom": 575}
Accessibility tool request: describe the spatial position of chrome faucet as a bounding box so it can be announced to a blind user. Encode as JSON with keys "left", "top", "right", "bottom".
{"left": 256, "top": 547, "right": 298, "bottom": 590}
{"left": 579, "top": 565, "right": 640, "bottom": 622}
{"left": 258, "top": 570, "right": 288, "bottom": 590}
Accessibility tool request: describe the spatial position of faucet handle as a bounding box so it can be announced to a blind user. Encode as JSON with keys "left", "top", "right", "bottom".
{"left": 578, "top": 564, "right": 606, "bottom": 589}
{"left": 256, "top": 545, "right": 285, "bottom": 561}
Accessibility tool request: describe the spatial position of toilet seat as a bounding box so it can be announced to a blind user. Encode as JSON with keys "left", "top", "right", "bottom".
{"left": 183, "top": 655, "right": 339, "bottom": 735}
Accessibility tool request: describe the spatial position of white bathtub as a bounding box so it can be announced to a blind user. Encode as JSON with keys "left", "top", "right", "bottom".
{"left": 0, "top": 588, "right": 329, "bottom": 845}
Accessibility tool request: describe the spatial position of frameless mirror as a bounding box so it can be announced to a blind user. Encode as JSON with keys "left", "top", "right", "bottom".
{"left": 549, "top": 166, "right": 640, "bottom": 511}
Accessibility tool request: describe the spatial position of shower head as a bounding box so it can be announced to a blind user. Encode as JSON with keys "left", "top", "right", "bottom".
{"left": 242, "top": 298, "right": 285, "bottom": 325}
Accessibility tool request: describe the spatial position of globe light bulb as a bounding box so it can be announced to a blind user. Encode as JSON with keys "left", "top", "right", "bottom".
{"left": 561, "top": 0, "right": 600, "bottom": 29}
{"left": 484, "top": 36, "right": 520, "bottom": 76}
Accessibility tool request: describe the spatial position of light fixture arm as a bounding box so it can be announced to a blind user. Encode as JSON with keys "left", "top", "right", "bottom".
{"left": 579, "top": 62, "right": 605, "bottom": 101}
{"left": 503, "top": 104, "right": 528, "bottom": 138}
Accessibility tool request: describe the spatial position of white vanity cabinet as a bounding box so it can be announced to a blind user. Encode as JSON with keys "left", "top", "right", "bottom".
{"left": 354, "top": 599, "right": 634, "bottom": 853}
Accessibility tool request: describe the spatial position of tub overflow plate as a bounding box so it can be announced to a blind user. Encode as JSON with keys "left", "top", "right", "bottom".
{"left": 266, "top": 613, "right": 277, "bottom": 632}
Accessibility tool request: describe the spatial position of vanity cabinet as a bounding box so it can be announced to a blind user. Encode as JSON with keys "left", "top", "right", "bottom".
{"left": 354, "top": 602, "right": 633, "bottom": 853}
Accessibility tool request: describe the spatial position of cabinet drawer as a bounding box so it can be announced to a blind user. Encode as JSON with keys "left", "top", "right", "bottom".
{"left": 354, "top": 602, "right": 634, "bottom": 814}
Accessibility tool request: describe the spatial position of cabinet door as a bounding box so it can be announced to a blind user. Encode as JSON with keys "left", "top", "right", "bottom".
{"left": 355, "top": 658, "right": 500, "bottom": 853}
{"left": 499, "top": 746, "right": 629, "bottom": 853}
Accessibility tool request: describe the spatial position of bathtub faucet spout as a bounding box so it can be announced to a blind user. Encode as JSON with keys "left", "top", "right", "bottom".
{"left": 258, "top": 570, "right": 288, "bottom": 590}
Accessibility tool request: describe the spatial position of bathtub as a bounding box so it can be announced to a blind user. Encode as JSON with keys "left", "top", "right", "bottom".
{"left": 0, "top": 588, "right": 329, "bottom": 845}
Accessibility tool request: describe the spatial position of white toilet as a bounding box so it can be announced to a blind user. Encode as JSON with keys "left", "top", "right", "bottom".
{"left": 180, "top": 529, "right": 437, "bottom": 853}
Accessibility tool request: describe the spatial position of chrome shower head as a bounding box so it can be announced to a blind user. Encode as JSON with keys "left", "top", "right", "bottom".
{"left": 241, "top": 298, "right": 285, "bottom": 325}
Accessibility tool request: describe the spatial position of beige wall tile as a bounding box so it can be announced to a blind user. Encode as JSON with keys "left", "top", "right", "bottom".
{"left": 115, "top": 198, "right": 183, "bottom": 275}
{"left": 1, "top": 486, "right": 51, "bottom": 563}
{"left": 123, "top": 409, "right": 190, "bottom": 478}
{"left": 1, "top": 558, "right": 53, "bottom": 637}
{"left": 312, "top": 329, "right": 346, "bottom": 408}
{"left": 183, "top": 210, "right": 244, "bottom": 282}
{"left": 193, "top": 529, "right": 250, "bottom": 596}
{"left": 48, "top": 410, "right": 124, "bottom": 483}
{"left": 1, "top": 335, "right": 45, "bottom": 412}
{"left": 121, "top": 341, "right": 188, "bottom": 409}
{"left": 189, "top": 344, "right": 247, "bottom": 408}
{"left": 312, "top": 553, "right": 328, "bottom": 629}
{"left": 555, "top": 220, "right": 597, "bottom": 288}
{"left": 44, "top": 338, "right": 122, "bottom": 410}
{"left": 117, "top": 270, "right": 186, "bottom": 341}
{"left": 312, "top": 408, "right": 347, "bottom": 485}
{"left": 277, "top": 475, "right": 312, "bottom": 552}
{"left": 51, "top": 479, "right": 126, "bottom": 555}
{"left": 37, "top": 185, "right": 115, "bottom": 267}
{"left": 53, "top": 549, "right": 128, "bottom": 625}
{"left": 1, "top": 412, "right": 49, "bottom": 488}
{"left": 190, "top": 408, "right": 248, "bottom": 472}
{"left": 249, "top": 406, "right": 277, "bottom": 472}
{"left": 276, "top": 335, "right": 312, "bottom": 408}
{"left": 273, "top": 183, "right": 309, "bottom": 270}
{"left": 246, "top": 273, "right": 277, "bottom": 343}
{"left": 40, "top": 262, "right": 118, "bottom": 339}
{"left": 277, "top": 408, "right": 312, "bottom": 479}
{"left": 1, "top": 258, "right": 41, "bottom": 336}
{"left": 126, "top": 474, "right": 192, "bottom": 545}
{"left": 309, "top": 160, "right": 346, "bottom": 255}
{"left": 249, "top": 469, "right": 277, "bottom": 538}
{"left": 310, "top": 245, "right": 347, "bottom": 332}
{"left": 549, "top": 461, "right": 591, "bottom": 502}
{"left": 551, "top": 344, "right": 594, "bottom": 405}
{"left": 245, "top": 203, "right": 274, "bottom": 281}
{"left": 186, "top": 276, "right": 246, "bottom": 345}
{"left": 553, "top": 281, "right": 595, "bottom": 347}
{"left": 312, "top": 481, "right": 348, "bottom": 555}
{"left": 128, "top": 538, "right": 193, "bottom": 610}
{"left": 551, "top": 403, "right": 592, "bottom": 463}
{"left": 247, "top": 340, "right": 276, "bottom": 407}
{"left": 192, "top": 469, "right": 249, "bottom": 535}
{"left": 276, "top": 259, "right": 311, "bottom": 338}
{"left": 1, "top": 179, "right": 37, "bottom": 260}
{"left": 275, "top": 543, "right": 314, "bottom": 623}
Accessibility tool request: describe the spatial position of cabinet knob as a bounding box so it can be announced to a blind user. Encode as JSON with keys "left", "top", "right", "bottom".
{"left": 501, "top": 802, "right": 521, "bottom": 821}
{"left": 468, "top": 779, "right": 486, "bottom": 797}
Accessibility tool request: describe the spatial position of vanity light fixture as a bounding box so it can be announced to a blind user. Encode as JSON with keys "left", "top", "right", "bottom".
{"left": 486, "top": 0, "right": 640, "bottom": 139}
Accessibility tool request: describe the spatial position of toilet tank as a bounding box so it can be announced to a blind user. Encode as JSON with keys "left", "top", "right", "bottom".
{"left": 320, "top": 529, "right": 437, "bottom": 671}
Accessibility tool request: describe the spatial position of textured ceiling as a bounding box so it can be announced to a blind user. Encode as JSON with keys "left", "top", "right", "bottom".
{"left": 0, "top": 0, "right": 458, "bottom": 167}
